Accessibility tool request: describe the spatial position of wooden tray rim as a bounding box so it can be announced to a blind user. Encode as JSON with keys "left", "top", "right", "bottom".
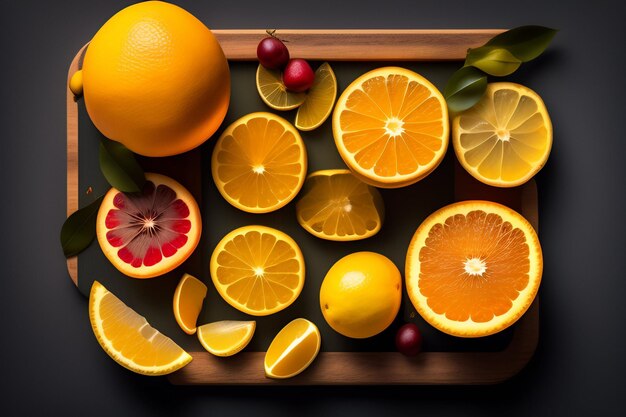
{"left": 66, "top": 29, "right": 538, "bottom": 385}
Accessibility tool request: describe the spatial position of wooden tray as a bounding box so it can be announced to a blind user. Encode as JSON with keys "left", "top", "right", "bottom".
{"left": 66, "top": 29, "right": 539, "bottom": 385}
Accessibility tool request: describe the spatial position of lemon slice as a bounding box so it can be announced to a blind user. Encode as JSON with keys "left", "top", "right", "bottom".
{"left": 197, "top": 320, "right": 256, "bottom": 357}
{"left": 296, "top": 169, "right": 384, "bottom": 241}
{"left": 256, "top": 64, "right": 306, "bottom": 110}
{"left": 452, "top": 82, "right": 552, "bottom": 187}
{"left": 295, "top": 63, "right": 337, "bottom": 131}
{"left": 89, "top": 281, "right": 192, "bottom": 376}
{"left": 173, "top": 273, "right": 207, "bottom": 335}
{"left": 264, "top": 318, "right": 321, "bottom": 379}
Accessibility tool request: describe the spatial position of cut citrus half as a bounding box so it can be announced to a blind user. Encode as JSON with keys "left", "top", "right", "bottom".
{"left": 197, "top": 320, "right": 256, "bottom": 357}
{"left": 332, "top": 66, "right": 449, "bottom": 188}
{"left": 452, "top": 82, "right": 552, "bottom": 187}
{"left": 295, "top": 62, "right": 337, "bottom": 131}
{"left": 264, "top": 318, "right": 321, "bottom": 379}
{"left": 96, "top": 173, "right": 201, "bottom": 279}
{"left": 210, "top": 225, "right": 305, "bottom": 316}
{"left": 296, "top": 169, "right": 384, "bottom": 241}
{"left": 173, "top": 273, "right": 207, "bottom": 335}
{"left": 256, "top": 64, "right": 306, "bottom": 110}
{"left": 89, "top": 281, "right": 192, "bottom": 375}
{"left": 405, "top": 200, "right": 542, "bottom": 338}
{"left": 211, "top": 112, "right": 307, "bottom": 213}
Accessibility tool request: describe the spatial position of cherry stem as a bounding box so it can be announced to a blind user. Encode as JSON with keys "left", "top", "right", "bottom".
{"left": 265, "top": 29, "right": 288, "bottom": 43}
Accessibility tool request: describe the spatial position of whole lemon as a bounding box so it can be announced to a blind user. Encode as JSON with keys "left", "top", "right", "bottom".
{"left": 81, "top": 1, "right": 230, "bottom": 157}
{"left": 320, "top": 252, "right": 402, "bottom": 339}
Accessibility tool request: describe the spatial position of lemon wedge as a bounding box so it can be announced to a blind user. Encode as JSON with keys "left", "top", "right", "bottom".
{"left": 197, "top": 321, "right": 256, "bottom": 357}
{"left": 264, "top": 318, "right": 321, "bottom": 379}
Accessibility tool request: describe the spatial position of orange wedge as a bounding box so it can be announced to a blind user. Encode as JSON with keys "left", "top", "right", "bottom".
{"left": 256, "top": 64, "right": 306, "bottom": 110}
{"left": 332, "top": 67, "right": 448, "bottom": 188}
{"left": 211, "top": 112, "right": 307, "bottom": 213}
{"left": 210, "top": 225, "right": 305, "bottom": 316}
{"left": 405, "top": 201, "right": 542, "bottom": 337}
{"left": 296, "top": 169, "right": 384, "bottom": 241}
{"left": 197, "top": 320, "right": 256, "bottom": 357}
{"left": 173, "top": 273, "right": 207, "bottom": 335}
{"left": 452, "top": 82, "right": 552, "bottom": 187}
{"left": 264, "top": 318, "right": 321, "bottom": 379}
{"left": 295, "top": 62, "right": 337, "bottom": 131}
{"left": 89, "top": 281, "right": 192, "bottom": 375}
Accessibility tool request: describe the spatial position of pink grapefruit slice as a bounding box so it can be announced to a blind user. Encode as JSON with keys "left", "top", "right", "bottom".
{"left": 96, "top": 173, "right": 202, "bottom": 279}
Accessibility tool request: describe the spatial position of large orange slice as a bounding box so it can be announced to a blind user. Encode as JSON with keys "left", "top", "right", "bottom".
{"left": 96, "top": 173, "right": 201, "bottom": 279}
{"left": 332, "top": 67, "right": 449, "bottom": 188}
{"left": 405, "top": 201, "right": 542, "bottom": 337}
{"left": 210, "top": 225, "right": 305, "bottom": 316}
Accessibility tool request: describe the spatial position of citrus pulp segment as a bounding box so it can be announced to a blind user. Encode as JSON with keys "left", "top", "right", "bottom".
{"left": 197, "top": 320, "right": 256, "bottom": 357}
{"left": 256, "top": 64, "right": 307, "bottom": 110}
{"left": 211, "top": 112, "right": 308, "bottom": 213}
{"left": 89, "top": 281, "right": 192, "bottom": 376}
{"left": 296, "top": 169, "right": 384, "bottom": 241}
{"left": 264, "top": 318, "right": 321, "bottom": 379}
{"left": 210, "top": 225, "right": 305, "bottom": 316}
{"left": 96, "top": 173, "right": 201, "bottom": 279}
{"left": 173, "top": 273, "right": 207, "bottom": 335}
{"left": 332, "top": 67, "right": 449, "bottom": 188}
{"left": 452, "top": 82, "right": 553, "bottom": 187}
{"left": 295, "top": 62, "right": 337, "bottom": 131}
{"left": 405, "top": 201, "right": 542, "bottom": 337}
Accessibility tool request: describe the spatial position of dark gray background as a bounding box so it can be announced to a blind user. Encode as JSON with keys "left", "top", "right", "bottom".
{"left": 2, "top": 0, "right": 625, "bottom": 415}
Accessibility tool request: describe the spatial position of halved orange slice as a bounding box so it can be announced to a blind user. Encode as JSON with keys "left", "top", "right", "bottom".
{"left": 197, "top": 320, "right": 256, "bottom": 357}
{"left": 296, "top": 169, "right": 384, "bottom": 241}
{"left": 256, "top": 64, "right": 306, "bottom": 110}
{"left": 405, "top": 201, "right": 542, "bottom": 337}
{"left": 211, "top": 112, "right": 307, "bottom": 213}
{"left": 332, "top": 67, "right": 449, "bottom": 188}
{"left": 173, "top": 273, "right": 207, "bottom": 335}
{"left": 295, "top": 62, "right": 337, "bottom": 131}
{"left": 210, "top": 225, "right": 305, "bottom": 316}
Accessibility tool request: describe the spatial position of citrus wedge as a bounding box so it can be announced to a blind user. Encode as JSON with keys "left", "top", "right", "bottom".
{"left": 173, "top": 273, "right": 207, "bottom": 335}
{"left": 211, "top": 112, "right": 307, "bottom": 213}
{"left": 405, "top": 201, "right": 542, "bottom": 338}
{"left": 295, "top": 62, "right": 337, "bottom": 131}
{"left": 197, "top": 320, "right": 256, "bottom": 357}
{"left": 296, "top": 169, "right": 384, "bottom": 241}
{"left": 210, "top": 225, "right": 305, "bottom": 316}
{"left": 332, "top": 67, "right": 449, "bottom": 188}
{"left": 256, "top": 64, "right": 306, "bottom": 110}
{"left": 89, "top": 281, "right": 192, "bottom": 375}
{"left": 264, "top": 318, "right": 321, "bottom": 379}
{"left": 452, "top": 82, "right": 552, "bottom": 187}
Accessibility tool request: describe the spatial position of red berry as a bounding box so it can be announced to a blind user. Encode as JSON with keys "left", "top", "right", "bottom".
{"left": 395, "top": 323, "right": 422, "bottom": 356}
{"left": 257, "top": 37, "right": 290, "bottom": 70}
{"left": 282, "top": 59, "right": 315, "bottom": 93}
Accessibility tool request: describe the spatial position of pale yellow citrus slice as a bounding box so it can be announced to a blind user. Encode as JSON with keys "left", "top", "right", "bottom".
{"left": 296, "top": 169, "right": 384, "bottom": 241}
{"left": 197, "top": 320, "right": 256, "bottom": 357}
{"left": 295, "top": 62, "right": 337, "bottom": 131}
{"left": 405, "top": 201, "right": 542, "bottom": 337}
{"left": 264, "top": 318, "right": 321, "bottom": 379}
{"left": 211, "top": 112, "right": 308, "bottom": 213}
{"left": 256, "top": 64, "right": 306, "bottom": 110}
{"left": 210, "top": 225, "right": 305, "bottom": 316}
{"left": 173, "top": 273, "right": 207, "bottom": 335}
{"left": 89, "top": 281, "right": 192, "bottom": 375}
{"left": 332, "top": 66, "right": 449, "bottom": 188}
{"left": 452, "top": 82, "right": 552, "bottom": 187}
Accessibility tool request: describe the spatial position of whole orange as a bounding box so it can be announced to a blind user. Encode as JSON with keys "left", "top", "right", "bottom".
{"left": 82, "top": 1, "right": 230, "bottom": 157}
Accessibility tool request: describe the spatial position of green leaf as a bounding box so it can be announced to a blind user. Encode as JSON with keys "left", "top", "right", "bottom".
{"left": 60, "top": 196, "right": 104, "bottom": 258}
{"left": 99, "top": 138, "right": 145, "bottom": 193}
{"left": 444, "top": 66, "right": 488, "bottom": 113}
{"left": 465, "top": 46, "right": 522, "bottom": 76}
{"left": 485, "top": 25, "right": 557, "bottom": 62}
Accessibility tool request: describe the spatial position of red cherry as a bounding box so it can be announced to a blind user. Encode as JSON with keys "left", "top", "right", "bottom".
{"left": 282, "top": 59, "right": 315, "bottom": 93}
{"left": 395, "top": 323, "right": 422, "bottom": 356}
{"left": 257, "top": 37, "right": 290, "bottom": 70}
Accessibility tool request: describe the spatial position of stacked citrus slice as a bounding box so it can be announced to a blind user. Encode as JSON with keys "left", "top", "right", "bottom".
{"left": 333, "top": 67, "right": 449, "bottom": 188}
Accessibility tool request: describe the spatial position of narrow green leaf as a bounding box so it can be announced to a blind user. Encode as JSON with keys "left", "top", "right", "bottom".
{"left": 485, "top": 25, "right": 557, "bottom": 62}
{"left": 60, "top": 196, "right": 105, "bottom": 258}
{"left": 444, "top": 66, "right": 488, "bottom": 113}
{"left": 465, "top": 46, "right": 522, "bottom": 76}
{"left": 99, "top": 138, "right": 145, "bottom": 193}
